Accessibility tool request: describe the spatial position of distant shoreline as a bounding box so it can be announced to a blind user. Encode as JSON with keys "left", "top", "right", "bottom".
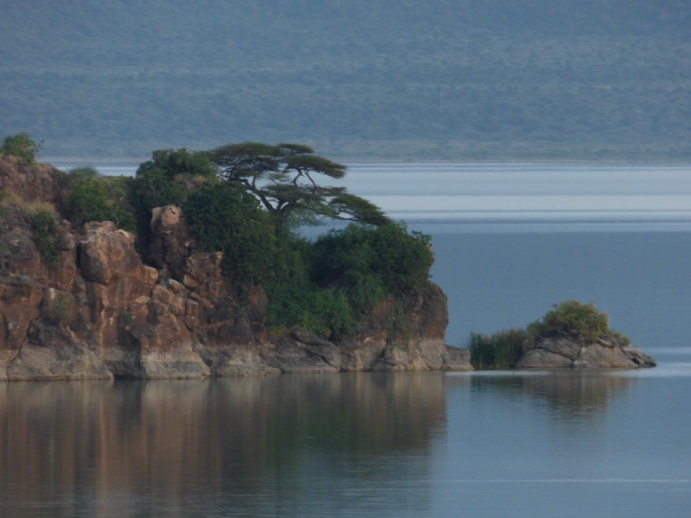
{"left": 44, "top": 157, "right": 691, "bottom": 168}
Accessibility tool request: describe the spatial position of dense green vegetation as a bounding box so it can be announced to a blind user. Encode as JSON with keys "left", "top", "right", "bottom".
{"left": 265, "top": 223, "right": 434, "bottom": 337}
{"left": 184, "top": 143, "right": 430, "bottom": 336}
{"left": 3, "top": 137, "right": 432, "bottom": 338}
{"left": 183, "top": 181, "right": 277, "bottom": 286}
{"left": 311, "top": 224, "right": 432, "bottom": 303}
{"left": 2, "top": 1, "right": 690, "bottom": 160}
{"left": 129, "top": 148, "right": 216, "bottom": 243}
{"left": 469, "top": 300, "right": 630, "bottom": 368}
{"left": 65, "top": 167, "right": 136, "bottom": 232}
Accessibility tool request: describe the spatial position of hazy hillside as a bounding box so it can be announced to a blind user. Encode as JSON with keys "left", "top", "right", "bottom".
{"left": 2, "top": 0, "right": 690, "bottom": 160}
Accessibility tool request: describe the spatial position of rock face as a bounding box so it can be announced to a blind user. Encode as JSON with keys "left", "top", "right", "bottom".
{"left": 515, "top": 335, "right": 656, "bottom": 369}
{"left": 0, "top": 159, "right": 471, "bottom": 379}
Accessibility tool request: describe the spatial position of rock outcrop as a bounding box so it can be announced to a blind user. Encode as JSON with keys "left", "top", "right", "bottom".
{"left": 0, "top": 159, "right": 471, "bottom": 379}
{"left": 515, "top": 335, "right": 656, "bottom": 369}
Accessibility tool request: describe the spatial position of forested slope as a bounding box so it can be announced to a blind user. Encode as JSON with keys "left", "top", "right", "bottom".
{"left": 2, "top": 0, "right": 690, "bottom": 160}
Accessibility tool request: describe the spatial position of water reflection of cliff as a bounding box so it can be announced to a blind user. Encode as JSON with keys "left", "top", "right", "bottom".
{"left": 447, "top": 370, "right": 637, "bottom": 419}
{"left": 0, "top": 372, "right": 446, "bottom": 516}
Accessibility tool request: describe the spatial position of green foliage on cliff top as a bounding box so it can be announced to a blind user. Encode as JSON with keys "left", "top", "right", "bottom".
{"left": 311, "top": 223, "right": 433, "bottom": 306}
{"left": 264, "top": 238, "right": 356, "bottom": 337}
{"left": 65, "top": 169, "right": 136, "bottom": 232}
{"left": 530, "top": 300, "right": 609, "bottom": 344}
{"left": 129, "top": 148, "right": 216, "bottom": 242}
{"left": 3, "top": 1, "right": 691, "bottom": 160}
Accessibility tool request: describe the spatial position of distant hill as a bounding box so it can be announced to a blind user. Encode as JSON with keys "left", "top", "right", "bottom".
{"left": 2, "top": 0, "right": 690, "bottom": 161}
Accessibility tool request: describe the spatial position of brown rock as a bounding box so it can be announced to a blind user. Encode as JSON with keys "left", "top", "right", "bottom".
{"left": 515, "top": 348, "right": 575, "bottom": 368}
{"left": 197, "top": 346, "right": 281, "bottom": 376}
{"left": 0, "top": 275, "right": 44, "bottom": 350}
{"left": 0, "top": 158, "right": 65, "bottom": 208}
{"left": 79, "top": 222, "right": 158, "bottom": 286}
{"left": 443, "top": 345, "right": 473, "bottom": 371}
{"left": 7, "top": 342, "right": 112, "bottom": 381}
{"left": 515, "top": 334, "right": 656, "bottom": 369}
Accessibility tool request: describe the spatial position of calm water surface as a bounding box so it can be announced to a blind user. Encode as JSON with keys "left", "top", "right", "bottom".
{"left": 6, "top": 162, "right": 690, "bottom": 516}
{"left": 2, "top": 364, "right": 690, "bottom": 517}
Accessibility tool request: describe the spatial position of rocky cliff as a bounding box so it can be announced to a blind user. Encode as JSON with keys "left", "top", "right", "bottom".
{"left": 0, "top": 158, "right": 471, "bottom": 379}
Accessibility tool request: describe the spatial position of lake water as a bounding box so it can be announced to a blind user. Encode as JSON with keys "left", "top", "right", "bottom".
{"left": 4, "top": 162, "right": 691, "bottom": 517}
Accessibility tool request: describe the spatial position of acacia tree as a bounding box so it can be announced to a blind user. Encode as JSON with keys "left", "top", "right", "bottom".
{"left": 209, "top": 142, "right": 390, "bottom": 229}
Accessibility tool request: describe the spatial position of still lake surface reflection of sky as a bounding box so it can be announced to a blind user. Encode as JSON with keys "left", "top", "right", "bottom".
{"left": 345, "top": 162, "right": 691, "bottom": 224}
{"left": 54, "top": 161, "right": 691, "bottom": 228}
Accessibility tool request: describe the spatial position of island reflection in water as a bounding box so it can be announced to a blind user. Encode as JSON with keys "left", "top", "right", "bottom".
{"left": 0, "top": 373, "right": 446, "bottom": 516}
{"left": 449, "top": 369, "right": 638, "bottom": 419}
{"left": 0, "top": 370, "right": 637, "bottom": 517}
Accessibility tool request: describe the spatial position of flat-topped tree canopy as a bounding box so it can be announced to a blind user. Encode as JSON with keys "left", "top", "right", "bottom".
{"left": 210, "top": 142, "right": 389, "bottom": 228}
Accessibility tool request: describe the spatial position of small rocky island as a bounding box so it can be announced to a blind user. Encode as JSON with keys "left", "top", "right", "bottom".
{"left": 0, "top": 148, "right": 472, "bottom": 380}
{"left": 469, "top": 300, "right": 656, "bottom": 369}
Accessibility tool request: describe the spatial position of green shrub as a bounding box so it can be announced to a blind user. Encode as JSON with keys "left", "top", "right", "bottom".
{"left": 311, "top": 222, "right": 433, "bottom": 308}
{"left": 265, "top": 223, "right": 434, "bottom": 339}
{"left": 66, "top": 175, "right": 136, "bottom": 232}
{"left": 267, "top": 282, "right": 353, "bottom": 338}
{"left": 182, "top": 182, "right": 277, "bottom": 286}
{"left": 264, "top": 236, "right": 357, "bottom": 338}
{"left": 528, "top": 300, "right": 619, "bottom": 344}
{"left": 130, "top": 148, "right": 215, "bottom": 210}
{"left": 101, "top": 176, "right": 137, "bottom": 232}
{"left": 129, "top": 148, "right": 216, "bottom": 243}
{"left": 29, "top": 211, "right": 60, "bottom": 267}
{"left": 1, "top": 132, "right": 41, "bottom": 165}
{"left": 66, "top": 176, "right": 109, "bottom": 222}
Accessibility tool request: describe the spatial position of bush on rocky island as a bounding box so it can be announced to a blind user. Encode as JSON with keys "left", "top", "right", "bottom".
{"left": 469, "top": 300, "right": 634, "bottom": 369}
